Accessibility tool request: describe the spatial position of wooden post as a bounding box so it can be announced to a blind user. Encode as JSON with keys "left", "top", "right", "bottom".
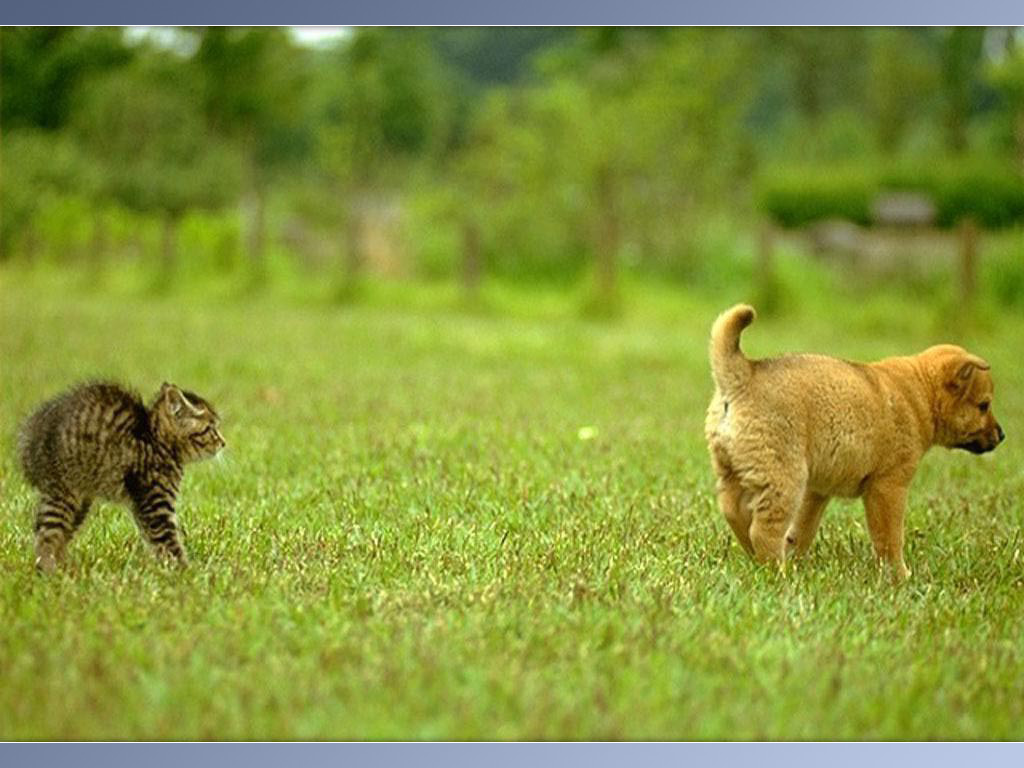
{"left": 338, "top": 195, "right": 364, "bottom": 300}
{"left": 958, "top": 216, "right": 978, "bottom": 312}
{"left": 461, "top": 218, "right": 481, "bottom": 303}
{"left": 757, "top": 220, "right": 777, "bottom": 313}
{"left": 88, "top": 212, "right": 109, "bottom": 286}
{"left": 247, "top": 184, "right": 267, "bottom": 282}
{"left": 1016, "top": 110, "right": 1024, "bottom": 179}
{"left": 593, "top": 164, "right": 620, "bottom": 314}
{"left": 160, "top": 213, "right": 179, "bottom": 283}
{"left": 344, "top": 207, "right": 361, "bottom": 280}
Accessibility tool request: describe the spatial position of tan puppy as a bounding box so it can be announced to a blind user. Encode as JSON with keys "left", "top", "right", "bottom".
{"left": 704, "top": 304, "right": 1004, "bottom": 580}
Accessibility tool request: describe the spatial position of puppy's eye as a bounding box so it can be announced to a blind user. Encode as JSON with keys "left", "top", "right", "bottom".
{"left": 979, "top": 402, "right": 990, "bottom": 414}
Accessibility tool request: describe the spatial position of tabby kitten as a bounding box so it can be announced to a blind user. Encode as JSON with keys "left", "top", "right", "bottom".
{"left": 18, "top": 381, "right": 225, "bottom": 572}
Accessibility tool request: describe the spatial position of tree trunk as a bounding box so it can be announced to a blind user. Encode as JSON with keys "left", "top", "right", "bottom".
{"left": 89, "top": 213, "right": 108, "bottom": 283}
{"left": 958, "top": 216, "right": 979, "bottom": 313}
{"left": 1015, "top": 109, "right": 1024, "bottom": 178}
{"left": 344, "top": 199, "right": 363, "bottom": 281}
{"left": 756, "top": 221, "right": 778, "bottom": 313}
{"left": 247, "top": 179, "right": 268, "bottom": 282}
{"left": 159, "top": 213, "right": 179, "bottom": 288}
{"left": 336, "top": 191, "right": 364, "bottom": 300}
{"left": 23, "top": 226, "right": 40, "bottom": 263}
{"left": 940, "top": 28, "right": 984, "bottom": 156}
{"left": 593, "top": 165, "right": 620, "bottom": 312}
{"left": 461, "top": 218, "right": 482, "bottom": 302}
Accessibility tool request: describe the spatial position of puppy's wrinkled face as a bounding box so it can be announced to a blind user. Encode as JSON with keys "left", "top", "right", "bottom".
{"left": 928, "top": 346, "right": 1005, "bottom": 454}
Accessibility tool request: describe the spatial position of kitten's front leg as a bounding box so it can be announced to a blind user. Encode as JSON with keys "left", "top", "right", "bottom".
{"left": 127, "top": 478, "right": 188, "bottom": 567}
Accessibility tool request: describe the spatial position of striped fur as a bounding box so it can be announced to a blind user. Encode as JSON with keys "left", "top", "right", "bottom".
{"left": 18, "top": 381, "right": 225, "bottom": 572}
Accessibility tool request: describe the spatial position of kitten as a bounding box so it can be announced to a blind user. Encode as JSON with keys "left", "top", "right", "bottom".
{"left": 18, "top": 381, "right": 225, "bottom": 572}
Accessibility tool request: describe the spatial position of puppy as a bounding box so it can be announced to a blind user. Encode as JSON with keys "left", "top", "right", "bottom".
{"left": 704, "top": 304, "right": 1004, "bottom": 580}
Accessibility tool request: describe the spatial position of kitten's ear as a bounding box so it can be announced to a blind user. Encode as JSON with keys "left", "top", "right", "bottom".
{"left": 161, "top": 383, "right": 188, "bottom": 416}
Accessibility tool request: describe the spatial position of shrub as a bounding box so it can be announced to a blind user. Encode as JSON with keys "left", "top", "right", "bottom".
{"left": 760, "top": 162, "right": 1024, "bottom": 230}
{"left": 756, "top": 168, "right": 874, "bottom": 228}
{"left": 930, "top": 166, "right": 1024, "bottom": 229}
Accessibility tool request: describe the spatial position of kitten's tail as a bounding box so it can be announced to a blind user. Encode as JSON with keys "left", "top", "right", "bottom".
{"left": 709, "top": 304, "right": 756, "bottom": 394}
{"left": 15, "top": 400, "right": 56, "bottom": 489}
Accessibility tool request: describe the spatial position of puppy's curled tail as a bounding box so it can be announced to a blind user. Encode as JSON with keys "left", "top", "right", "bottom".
{"left": 709, "top": 304, "right": 756, "bottom": 394}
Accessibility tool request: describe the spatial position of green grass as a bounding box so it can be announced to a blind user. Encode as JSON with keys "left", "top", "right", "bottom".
{"left": 1, "top": 266, "right": 1023, "bottom": 740}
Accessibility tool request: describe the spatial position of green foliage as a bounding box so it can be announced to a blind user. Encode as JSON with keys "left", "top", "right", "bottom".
{"left": 767, "top": 28, "right": 870, "bottom": 121}
{"left": 982, "top": 227, "right": 1024, "bottom": 308}
{"left": 939, "top": 28, "right": 988, "bottom": 154}
{"left": 317, "top": 28, "right": 452, "bottom": 186}
{"left": 178, "top": 211, "right": 245, "bottom": 275}
{"left": 0, "top": 129, "right": 101, "bottom": 257}
{"left": 446, "top": 29, "right": 758, "bottom": 281}
{"left": 3, "top": 27, "right": 1024, "bottom": 285}
{"left": 989, "top": 35, "right": 1024, "bottom": 107}
{"left": 194, "top": 28, "right": 312, "bottom": 170}
{"left": 757, "top": 168, "right": 874, "bottom": 228}
{"left": 452, "top": 86, "right": 590, "bottom": 280}
{"left": 403, "top": 186, "right": 462, "bottom": 280}
{"left": 760, "top": 161, "right": 1024, "bottom": 229}
{"left": 928, "top": 164, "right": 1024, "bottom": 228}
{"left": 429, "top": 28, "right": 572, "bottom": 88}
{"left": 0, "top": 27, "right": 131, "bottom": 131}
{"left": 72, "top": 65, "right": 242, "bottom": 217}
{"left": 868, "top": 29, "right": 940, "bottom": 153}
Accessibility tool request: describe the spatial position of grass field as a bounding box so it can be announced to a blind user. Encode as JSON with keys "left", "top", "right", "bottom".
{"left": 1, "top": 266, "right": 1023, "bottom": 739}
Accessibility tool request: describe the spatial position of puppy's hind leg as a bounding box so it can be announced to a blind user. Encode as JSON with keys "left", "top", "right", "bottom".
{"left": 717, "top": 474, "right": 754, "bottom": 556}
{"left": 747, "top": 465, "right": 806, "bottom": 565}
{"left": 786, "top": 492, "right": 829, "bottom": 558}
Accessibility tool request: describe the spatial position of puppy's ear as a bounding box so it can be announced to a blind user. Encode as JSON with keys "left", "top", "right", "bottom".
{"left": 945, "top": 354, "right": 990, "bottom": 395}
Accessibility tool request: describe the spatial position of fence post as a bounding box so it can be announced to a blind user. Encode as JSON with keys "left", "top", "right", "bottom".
{"left": 756, "top": 220, "right": 778, "bottom": 313}
{"left": 593, "top": 164, "right": 620, "bottom": 314}
{"left": 462, "top": 218, "right": 481, "bottom": 303}
{"left": 958, "top": 216, "right": 978, "bottom": 313}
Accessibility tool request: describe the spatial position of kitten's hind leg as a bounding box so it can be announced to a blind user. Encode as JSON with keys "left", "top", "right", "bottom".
{"left": 34, "top": 493, "right": 87, "bottom": 573}
{"left": 128, "top": 483, "right": 188, "bottom": 567}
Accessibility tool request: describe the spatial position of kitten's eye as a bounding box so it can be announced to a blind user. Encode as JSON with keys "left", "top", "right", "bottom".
{"left": 979, "top": 402, "right": 990, "bottom": 414}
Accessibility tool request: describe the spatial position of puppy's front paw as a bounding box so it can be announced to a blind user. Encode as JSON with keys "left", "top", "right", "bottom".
{"left": 892, "top": 562, "right": 911, "bottom": 584}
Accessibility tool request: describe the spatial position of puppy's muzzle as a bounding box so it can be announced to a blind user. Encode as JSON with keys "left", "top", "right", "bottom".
{"left": 956, "top": 423, "right": 1005, "bottom": 454}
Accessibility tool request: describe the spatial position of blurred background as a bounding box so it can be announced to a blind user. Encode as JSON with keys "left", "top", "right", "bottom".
{"left": 2, "top": 26, "right": 1024, "bottom": 320}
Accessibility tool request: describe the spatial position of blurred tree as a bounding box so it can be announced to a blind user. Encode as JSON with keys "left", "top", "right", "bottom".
{"left": 316, "top": 27, "right": 452, "bottom": 293}
{"left": 868, "top": 29, "right": 939, "bottom": 154}
{"left": 766, "top": 28, "right": 869, "bottom": 123}
{"left": 940, "top": 27, "right": 986, "bottom": 154}
{"left": 989, "top": 30, "right": 1024, "bottom": 175}
{"left": 428, "top": 28, "right": 572, "bottom": 87}
{"left": 72, "top": 60, "right": 241, "bottom": 281}
{"left": 0, "top": 27, "right": 131, "bottom": 130}
{"left": 466, "top": 28, "right": 755, "bottom": 298}
{"left": 425, "top": 27, "right": 573, "bottom": 149}
{"left": 0, "top": 129, "right": 100, "bottom": 260}
{"left": 193, "top": 28, "right": 311, "bottom": 280}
